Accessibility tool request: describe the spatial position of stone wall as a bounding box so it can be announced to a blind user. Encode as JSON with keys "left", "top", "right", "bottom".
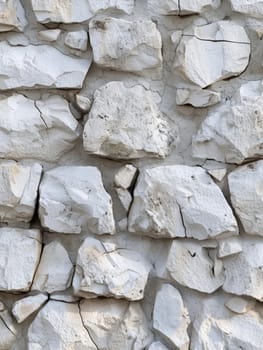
{"left": 0, "top": 0, "right": 262, "bottom": 349}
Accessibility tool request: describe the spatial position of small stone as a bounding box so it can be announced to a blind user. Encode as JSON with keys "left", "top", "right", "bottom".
{"left": 12, "top": 294, "right": 48, "bottom": 323}
{"left": 114, "top": 164, "right": 137, "bottom": 189}
{"left": 176, "top": 88, "right": 221, "bottom": 107}
{"left": 207, "top": 168, "right": 227, "bottom": 182}
{"left": 38, "top": 29, "right": 61, "bottom": 41}
{"left": 0, "top": 0, "right": 27, "bottom": 32}
{"left": 218, "top": 237, "right": 242, "bottom": 258}
{"left": 225, "top": 297, "right": 255, "bottom": 314}
{"left": 0, "top": 301, "right": 17, "bottom": 349}
{"left": 75, "top": 93, "right": 91, "bottom": 112}
{"left": 50, "top": 291, "right": 80, "bottom": 303}
{"left": 65, "top": 30, "right": 88, "bottom": 51}
{"left": 116, "top": 188, "right": 132, "bottom": 212}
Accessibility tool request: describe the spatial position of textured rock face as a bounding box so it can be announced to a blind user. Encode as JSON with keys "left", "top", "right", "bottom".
{"left": 176, "top": 88, "right": 221, "bottom": 107}
{"left": 73, "top": 237, "right": 151, "bottom": 300}
{"left": 148, "top": 0, "right": 220, "bottom": 15}
{"left": 0, "top": 228, "right": 41, "bottom": 292}
{"left": 230, "top": 0, "right": 263, "bottom": 18}
{"left": 83, "top": 82, "right": 173, "bottom": 159}
{"left": 89, "top": 17, "right": 162, "bottom": 73}
{"left": 174, "top": 21, "right": 250, "bottom": 88}
{"left": 0, "top": 0, "right": 27, "bottom": 31}
{"left": 129, "top": 165, "right": 238, "bottom": 239}
{"left": 0, "top": 301, "right": 17, "bottom": 349}
{"left": 12, "top": 294, "right": 48, "bottom": 323}
{"left": 39, "top": 166, "right": 115, "bottom": 234}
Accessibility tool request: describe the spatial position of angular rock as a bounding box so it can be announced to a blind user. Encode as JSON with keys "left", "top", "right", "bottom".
{"left": 115, "top": 188, "right": 132, "bottom": 212}
{"left": 31, "top": 0, "right": 134, "bottom": 23}
{"left": 12, "top": 294, "right": 48, "bottom": 323}
{"left": 230, "top": 0, "right": 263, "bottom": 18}
{"left": 128, "top": 165, "right": 238, "bottom": 239}
{"left": 89, "top": 17, "right": 162, "bottom": 73}
{"left": 176, "top": 88, "right": 221, "bottom": 107}
{"left": 80, "top": 298, "right": 153, "bottom": 350}
{"left": 153, "top": 284, "right": 190, "bottom": 349}
{"left": 148, "top": 342, "right": 169, "bottom": 350}
{"left": 73, "top": 237, "right": 151, "bottom": 300}
{"left": 39, "top": 166, "right": 115, "bottom": 234}
{"left": 166, "top": 240, "right": 225, "bottom": 293}
{"left": 0, "top": 94, "right": 80, "bottom": 162}
{"left": 114, "top": 164, "right": 137, "bottom": 189}
{"left": 32, "top": 241, "right": 74, "bottom": 293}
{"left": 223, "top": 239, "right": 263, "bottom": 301}
{"left": 148, "top": 0, "right": 220, "bottom": 15}
{"left": 0, "top": 301, "right": 17, "bottom": 349}
{"left": 27, "top": 300, "right": 97, "bottom": 350}
{"left": 75, "top": 93, "right": 91, "bottom": 112}
{"left": 228, "top": 161, "right": 263, "bottom": 236}
{"left": 83, "top": 82, "right": 173, "bottom": 159}
{"left": 0, "top": 161, "right": 42, "bottom": 223}
{"left": 207, "top": 168, "right": 227, "bottom": 182}
{"left": 192, "top": 81, "right": 263, "bottom": 163}
{"left": 0, "top": 0, "right": 27, "bottom": 32}
{"left": 225, "top": 297, "right": 255, "bottom": 314}
{"left": 218, "top": 237, "right": 242, "bottom": 257}
{"left": 0, "top": 41, "right": 91, "bottom": 89}
{"left": 0, "top": 228, "right": 41, "bottom": 292}
{"left": 38, "top": 29, "right": 61, "bottom": 41}
{"left": 65, "top": 30, "right": 88, "bottom": 51}
{"left": 174, "top": 21, "right": 250, "bottom": 88}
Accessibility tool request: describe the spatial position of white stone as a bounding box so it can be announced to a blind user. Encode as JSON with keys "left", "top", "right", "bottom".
{"left": 80, "top": 298, "right": 153, "bottom": 350}
{"left": 83, "top": 82, "right": 173, "bottom": 159}
{"left": 39, "top": 166, "right": 115, "bottom": 235}
{"left": 0, "top": 41, "right": 92, "bottom": 89}
{"left": 38, "top": 29, "right": 61, "bottom": 41}
{"left": 0, "top": 94, "right": 80, "bottom": 162}
{"left": 50, "top": 291, "right": 80, "bottom": 303}
{"left": 148, "top": 0, "right": 220, "bottom": 15}
{"left": 0, "top": 301, "right": 17, "bottom": 349}
{"left": 230, "top": 0, "right": 263, "bottom": 18}
{"left": 27, "top": 300, "right": 97, "bottom": 350}
{"left": 65, "top": 30, "right": 88, "bottom": 51}
{"left": 192, "top": 81, "right": 263, "bottom": 163}
{"left": 31, "top": 0, "right": 134, "bottom": 23}
{"left": 89, "top": 17, "right": 162, "bottom": 73}
{"left": 207, "top": 168, "right": 227, "bottom": 182}
{"left": 148, "top": 342, "right": 169, "bottom": 350}
{"left": 116, "top": 188, "right": 132, "bottom": 212}
{"left": 0, "top": 0, "right": 27, "bottom": 32}
{"left": 167, "top": 240, "right": 225, "bottom": 293}
{"left": 128, "top": 165, "right": 238, "bottom": 239}
{"left": 176, "top": 88, "right": 221, "bottom": 107}
{"left": 32, "top": 241, "right": 74, "bottom": 293}
{"left": 0, "top": 228, "right": 41, "bottom": 292}
{"left": 73, "top": 237, "right": 151, "bottom": 300}
{"left": 75, "top": 94, "right": 91, "bottom": 112}
{"left": 228, "top": 161, "right": 263, "bottom": 236}
{"left": 114, "top": 164, "right": 137, "bottom": 189}
{"left": 12, "top": 294, "right": 48, "bottom": 323}
{"left": 225, "top": 297, "right": 255, "bottom": 314}
{"left": 0, "top": 161, "right": 42, "bottom": 223}
{"left": 218, "top": 237, "right": 242, "bottom": 258}
{"left": 174, "top": 21, "right": 250, "bottom": 88}
{"left": 153, "top": 284, "right": 190, "bottom": 349}
{"left": 223, "top": 239, "right": 263, "bottom": 300}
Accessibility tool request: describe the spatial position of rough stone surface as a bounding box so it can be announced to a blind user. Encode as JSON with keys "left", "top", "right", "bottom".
{"left": 230, "top": 0, "right": 263, "bottom": 18}
{"left": 65, "top": 30, "right": 88, "bottom": 51}
{"left": 38, "top": 29, "right": 61, "bottom": 41}
{"left": 0, "top": 301, "right": 17, "bottom": 349}
{"left": 0, "top": 0, "right": 27, "bottom": 32}
{"left": 114, "top": 164, "right": 137, "bottom": 189}
{"left": 218, "top": 237, "right": 242, "bottom": 257}
{"left": 12, "top": 294, "right": 48, "bottom": 323}
{"left": 225, "top": 296, "right": 255, "bottom": 314}
{"left": 148, "top": 342, "right": 169, "bottom": 350}
{"left": 148, "top": 0, "right": 220, "bottom": 15}
{"left": 176, "top": 87, "right": 221, "bottom": 107}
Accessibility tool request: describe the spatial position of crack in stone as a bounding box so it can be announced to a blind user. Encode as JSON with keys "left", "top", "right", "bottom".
{"left": 34, "top": 101, "right": 48, "bottom": 129}
{"left": 77, "top": 303, "right": 100, "bottom": 350}
{"left": 182, "top": 34, "right": 250, "bottom": 45}
{"left": 0, "top": 314, "right": 16, "bottom": 336}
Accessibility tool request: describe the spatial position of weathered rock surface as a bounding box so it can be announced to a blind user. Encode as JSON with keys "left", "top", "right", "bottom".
{"left": 192, "top": 81, "right": 263, "bottom": 163}
{"left": 32, "top": 241, "right": 74, "bottom": 293}
{"left": 225, "top": 296, "right": 255, "bottom": 314}
{"left": 114, "top": 164, "right": 137, "bottom": 189}
{"left": 0, "top": 161, "right": 42, "bottom": 223}
{"left": 12, "top": 294, "right": 48, "bottom": 323}
{"left": 39, "top": 166, "right": 115, "bottom": 234}
{"left": 176, "top": 87, "right": 221, "bottom": 107}
{"left": 65, "top": 30, "right": 88, "bottom": 51}
{"left": 128, "top": 165, "right": 238, "bottom": 239}
{"left": 218, "top": 237, "right": 242, "bottom": 258}
{"left": 0, "top": 228, "right": 41, "bottom": 292}
{"left": 166, "top": 240, "right": 225, "bottom": 293}
{"left": 27, "top": 300, "right": 97, "bottom": 350}
{"left": 0, "top": 94, "right": 80, "bottom": 162}
{"left": 174, "top": 21, "right": 250, "bottom": 88}
{"left": 80, "top": 298, "right": 153, "bottom": 350}
{"left": 228, "top": 161, "right": 263, "bottom": 236}
{"left": 230, "top": 0, "right": 263, "bottom": 18}
{"left": 31, "top": 0, "right": 134, "bottom": 23}
{"left": 73, "top": 237, "right": 151, "bottom": 300}
{"left": 0, "top": 301, "right": 17, "bottom": 349}
{"left": 148, "top": 342, "right": 169, "bottom": 350}
{"left": 153, "top": 284, "right": 190, "bottom": 349}
{"left": 0, "top": 41, "right": 91, "bottom": 89}
{"left": 148, "top": 0, "right": 220, "bottom": 15}
{"left": 83, "top": 82, "right": 173, "bottom": 159}
{"left": 0, "top": 0, "right": 27, "bottom": 32}
{"left": 89, "top": 17, "right": 162, "bottom": 73}
{"left": 115, "top": 187, "right": 132, "bottom": 212}
{"left": 38, "top": 29, "right": 61, "bottom": 41}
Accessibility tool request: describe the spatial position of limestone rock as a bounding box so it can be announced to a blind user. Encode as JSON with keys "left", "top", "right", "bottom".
{"left": 0, "top": 94, "right": 80, "bottom": 162}
{"left": 80, "top": 298, "right": 153, "bottom": 350}
{"left": 0, "top": 301, "right": 17, "bottom": 349}
{"left": 230, "top": 0, "right": 263, "bottom": 18}
{"left": 114, "top": 164, "right": 137, "bottom": 189}
{"left": 0, "top": 41, "right": 91, "bottom": 89}
{"left": 12, "top": 294, "right": 48, "bottom": 323}
{"left": 27, "top": 300, "right": 97, "bottom": 350}
{"left": 153, "top": 284, "right": 190, "bottom": 349}
{"left": 225, "top": 297, "right": 255, "bottom": 314}
{"left": 38, "top": 29, "right": 61, "bottom": 41}
{"left": 167, "top": 240, "right": 225, "bottom": 293}
{"left": 39, "top": 166, "right": 115, "bottom": 234}
{"left": 32, "top": 241, "right": 74, "bottom": 293}
{"left": 0, "top": 228, "right": 41, "bottom": 292}
{"left": 115, "top": 188, "right": 132, "bottom": 212}
{"left": 0, "top": 0, "right": 27, "bottom": 32}
{"left": 228, "top": 161, "right": 263, "bottom": 236}
{"left": 207, "top": 168, "right": 227, "bottom": 182}
{"left": 223, "top": 239, "right": 263, "bottom": 301}
{"left": 128, "top": 165, "right": 238, "bottom": 239}
{"left": 89, "top": 17, "right": 162, "bottom": 74}
{"left": 0, "top": 161, "right": 42, "bottom": 223}
{"left": 192, "top": 81, "right": 263, "bottom": 163}
{"left": 75, "top": 93, "right": 91, "bottom": 112}
{"left": 174, "top": 21, "right": 250, "bottom": 88}
{"left": 65, "top": 30, "right": 88, "bottom": 51}
{"left": 148, "top": 0, "right": 220, "bottom": 15}
{"left": 218, "top": 237, "right": 242, "bottom": 258}
{"left": 83, "top": 82, "right": 173, "bottom": 159}
{"left": 31, "top": 0, "right": 134, "bottom": 23}
{"left": 148, "top": 342, "right": 169, "bottom": 350}
{"left": 73, "top": 237, "right": 151, "bottom": 300}
{"left": 176, "top": 88, "right": 221, "bottom": 107}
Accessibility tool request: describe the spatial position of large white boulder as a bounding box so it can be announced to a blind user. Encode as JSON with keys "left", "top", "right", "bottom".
{"left": 83, "top": 82, "right": 173, "bottom": 159}
{"left": 0, "top": 0, "right": 27, "bottom": 31}
{"left": 128, "top": 165, "right": 238, "bottom": 239}
{"left": 174, "top": 21, "right": 250, "bottom": 88}
{"left": 39, "top": 166, "right": 115, "bottom": 235}
{"left": 0, "top": 228, "right": 41, "bottom": 292}
{"left": 230, "top": 0, "right": 263, "bottom": 18}
{"left": 73, "top": 237, "right": 151, "bottom": 300}
{"left": 148, "top": 0, "right": 220, "bottom": 15}
{"left": 12, "top": 294, "right": 48, "bottom": 323}
{"left": 0, "top": 94, "right": 80, "bottom": 162}
{"left": 89, "top": 17, "right": 162, "bottom": 73}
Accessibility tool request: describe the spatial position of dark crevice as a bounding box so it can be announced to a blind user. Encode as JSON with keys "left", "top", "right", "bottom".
{"left": 78, "top": 303, "right": 100, "bottom": 350}
{"left": 182, "top": 34, "right": 250, "bottom": 45}
{"left": 34, "top": 101, "right": 48, "bottom": 128}
{"left": 0, "top": 314, "right": 16, "bottom": 336}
